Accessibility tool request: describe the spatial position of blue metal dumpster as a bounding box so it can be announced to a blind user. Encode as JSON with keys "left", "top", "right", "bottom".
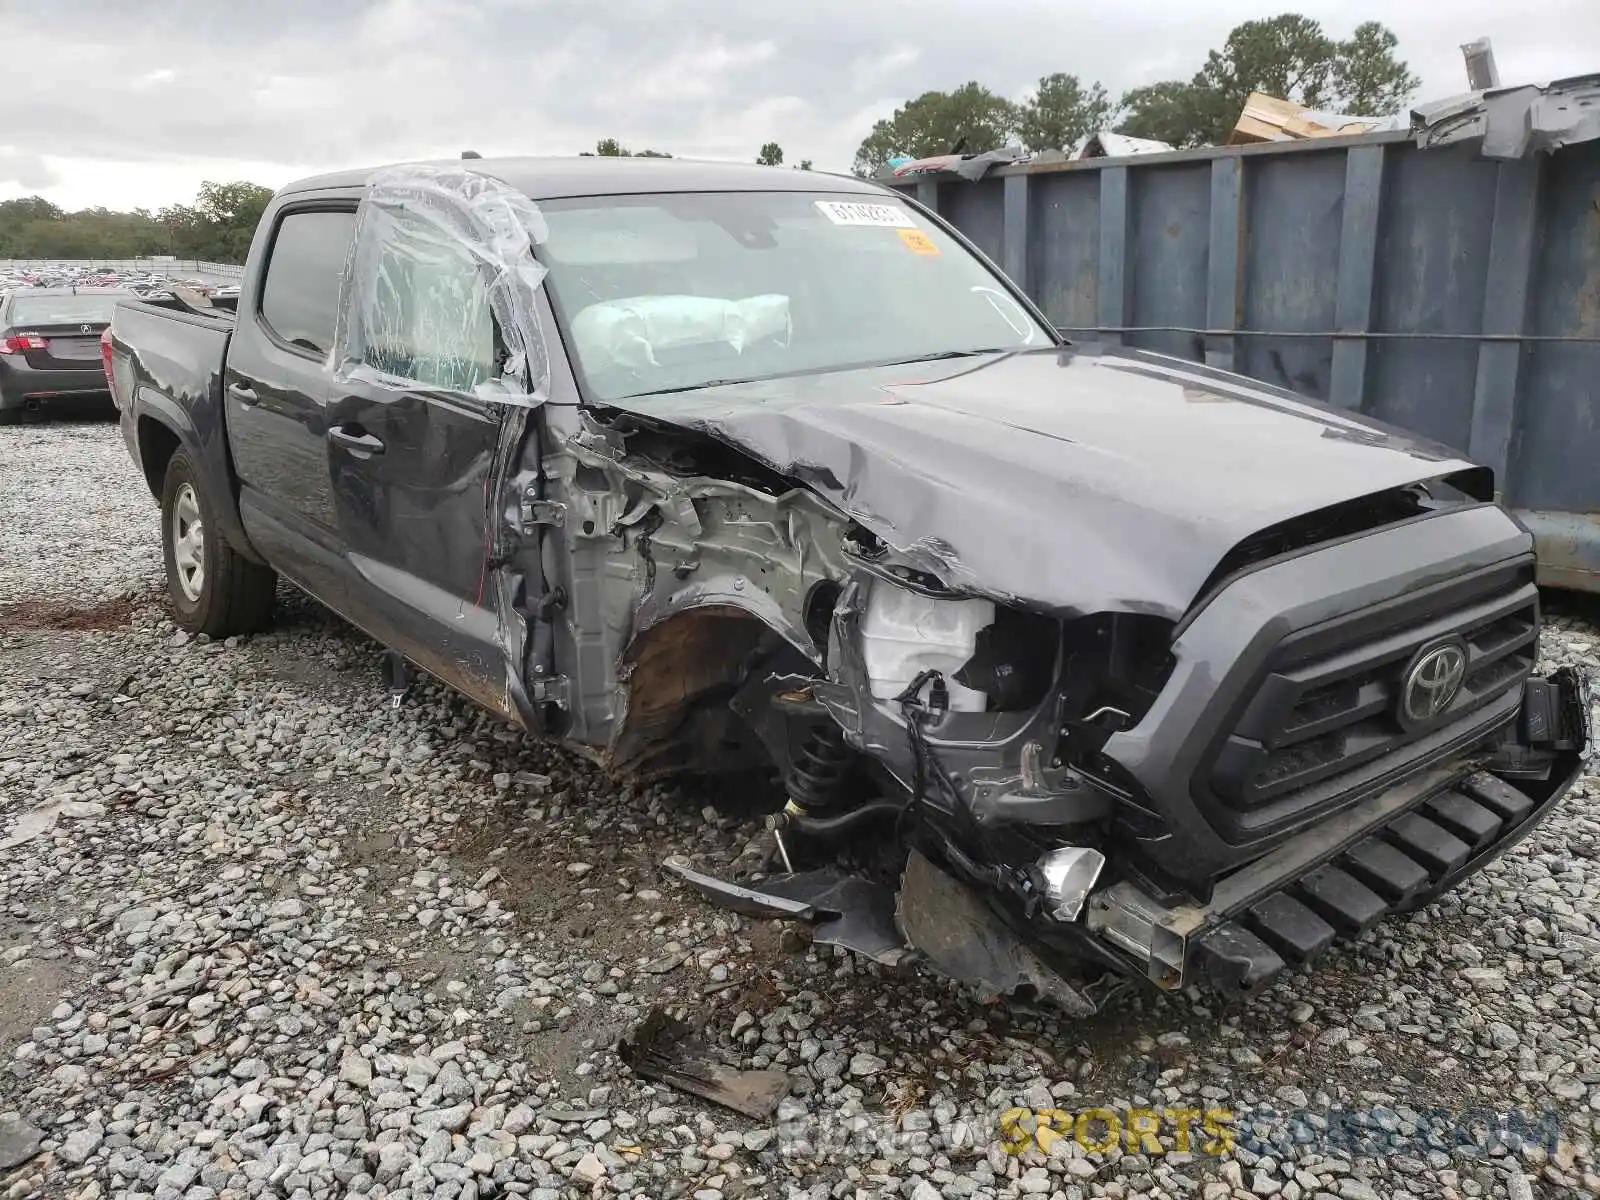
{"left": 889, "top": 117, "right": 1600, "bottom": 592}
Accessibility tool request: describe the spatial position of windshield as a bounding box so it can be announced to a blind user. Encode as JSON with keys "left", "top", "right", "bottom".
{"left": 537, "top": 191, "right": 1051, "bottom": 401}
{"left": 7, "top": 293, "right": 125, "bottom": 326}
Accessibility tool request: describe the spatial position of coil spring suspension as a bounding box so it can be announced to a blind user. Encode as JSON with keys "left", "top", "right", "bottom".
{"left": 787, "top": 723, "right": 856, "bottom": 813}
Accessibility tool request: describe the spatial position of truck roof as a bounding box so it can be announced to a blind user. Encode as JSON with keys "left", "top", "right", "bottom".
{"left": 282, "top": 156, "right": 891, "bottom": 202}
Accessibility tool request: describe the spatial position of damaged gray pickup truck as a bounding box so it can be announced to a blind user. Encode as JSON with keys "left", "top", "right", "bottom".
{"left": 109, "top": 157, "right": 1589, "bottom": 1012}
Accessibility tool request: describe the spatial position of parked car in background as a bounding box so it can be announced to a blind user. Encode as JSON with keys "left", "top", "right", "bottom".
{"left": 0, "top": 287, "right": 130, "bottom": 420}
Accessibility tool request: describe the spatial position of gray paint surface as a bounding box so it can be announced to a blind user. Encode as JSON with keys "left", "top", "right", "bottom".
{"left": 891, "top": 131, "right": 1600, "bottom": 592}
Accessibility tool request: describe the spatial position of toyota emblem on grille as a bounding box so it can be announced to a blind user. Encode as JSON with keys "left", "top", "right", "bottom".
{"left": 1399, "top": 641, "right": 1467, "bottom": 727}
{"left": 80, "top": 324, "right": 93, "bottom": 334}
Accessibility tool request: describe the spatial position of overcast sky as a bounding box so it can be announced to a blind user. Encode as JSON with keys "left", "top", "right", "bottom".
{"left": 3, "top": 0, "right": 1596, "bottom": 210}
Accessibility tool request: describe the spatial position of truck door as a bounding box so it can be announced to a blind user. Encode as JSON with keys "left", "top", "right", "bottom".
{"left": 323, "top": 204, "right": 520, "bottom": 718}
{"left": 225, "top": 203, "right": 358, "bottom": 609}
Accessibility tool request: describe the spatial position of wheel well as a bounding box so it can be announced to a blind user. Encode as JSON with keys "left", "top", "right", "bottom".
{"left": 608, "top": 606, "right": 778, "bottom": 777}
{"left": 136, "top": 417, "right": 181, "bottom": 498}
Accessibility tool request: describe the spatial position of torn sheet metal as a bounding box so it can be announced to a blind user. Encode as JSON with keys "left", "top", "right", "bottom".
{"left": 896, "top": 849, "right": 1097, "bottom": 1017}
{"left": 618, "top": 1007, "right": 792, "bottom": 1119}
{"left": 662, "top": 857, "right": 910, "bottom": 965}
{"left": 331, "top": 164, "right": 551, "bottom": 407}
{"left": 1077, "top": 132, "right": 1175, "bottom": 159}
{"left": 887, "top": 146, "right": 1025, "bottom": 181}
{"left": 662, "top": 855, "right": 817, "bottom": 919}
{"left": 548, "top": 412, "right": 854, "bottom": 758}
{"left": 597, "top": 345, "right": 1478, "bottom": 621}
{"left": 1412, "top": 74, "right": 1600, "bottom": 158}
{"left": 758, "top": 871, "right": 909, "bottom": 965}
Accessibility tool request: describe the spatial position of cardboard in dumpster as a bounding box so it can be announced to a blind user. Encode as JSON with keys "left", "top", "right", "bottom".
{"left": 1228, "top": 91, "right": 1395, "bottom": 144}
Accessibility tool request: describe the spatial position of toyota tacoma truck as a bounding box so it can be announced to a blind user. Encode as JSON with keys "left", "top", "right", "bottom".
{"left": 108, "top": 157, "right": 1589, "bottom": 1011}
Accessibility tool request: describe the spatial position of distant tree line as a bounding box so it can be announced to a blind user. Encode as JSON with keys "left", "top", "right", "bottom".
{"left": 0, "top": 141, "right": 826, "bottom": 262}
{"left": 580, "top": 138, "right": 813, "bottom": 170}
{"left": 0, "top": 181, "right": 274, "bottom": 263}
{"left": 851, "top": 13, "right": 1420, "bottom": 173}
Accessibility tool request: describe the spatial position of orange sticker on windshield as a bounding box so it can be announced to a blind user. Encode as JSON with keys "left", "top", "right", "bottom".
{"left": 898, "top": 228, "right": 940, "bottom": 256}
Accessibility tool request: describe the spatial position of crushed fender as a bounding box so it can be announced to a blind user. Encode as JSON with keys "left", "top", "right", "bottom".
{"left": 617, "top": 1007, "right": 792, "bottom": 1120}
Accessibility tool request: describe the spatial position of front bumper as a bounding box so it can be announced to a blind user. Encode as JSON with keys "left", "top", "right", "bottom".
{"left": 1088, "top": 735, "right": 1586, "bottom": 996}
{"left": 1185, "top": 756, "right": 1583, "bottom": 994}
{"left": 673, "top": 667, "right": 1588, "bottom": 1008}
{"left": 1101, "top": 505, "right": 1543, "bottom": 884}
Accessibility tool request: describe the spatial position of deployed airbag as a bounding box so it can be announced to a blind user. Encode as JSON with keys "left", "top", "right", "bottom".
{"left": 572, "top": 294, "right": 791, "bottom": 369}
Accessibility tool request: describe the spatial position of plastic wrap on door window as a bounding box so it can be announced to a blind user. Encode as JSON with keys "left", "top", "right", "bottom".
{"left": 331, "top": 164, "right": 551, "bottom": 408}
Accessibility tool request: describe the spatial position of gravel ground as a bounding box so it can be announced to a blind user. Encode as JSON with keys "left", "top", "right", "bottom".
{"left": 2, "top": 419, "right": 1598, "bottom": 1200}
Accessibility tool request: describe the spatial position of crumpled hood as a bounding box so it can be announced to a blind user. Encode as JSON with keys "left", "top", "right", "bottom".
{"left": 604, "top": 346, "right": 1482, "bottom": 619}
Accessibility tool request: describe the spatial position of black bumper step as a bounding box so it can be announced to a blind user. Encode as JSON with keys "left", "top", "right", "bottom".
{"left": 1460, "top": 771, "right": 1537, "bottom": 826}
{"left": 1386, "top": 814, "right": 1472, "bottom": 877}
{"left": 1246, "top": 893, "right": 1336, "bottom": 962}
{"left": 1339, "top": 837, "right": 1430, "bottom": 903}
{"left": 1188, "top": 687, "right": 1585, "bottom": 1000}
{"left": 1294, "top": 867, "right": 1387, "bottom": 934}
{"left": 1193, "top": 924, "right": 1285, "bottom": 994}
{"left": 1423, "top": 791, "right": 1504, "bottom": 851}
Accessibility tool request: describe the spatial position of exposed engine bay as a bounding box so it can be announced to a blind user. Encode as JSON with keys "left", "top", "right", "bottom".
{"left": 533, "top": 391, "right": 1589, "bottom": 1013}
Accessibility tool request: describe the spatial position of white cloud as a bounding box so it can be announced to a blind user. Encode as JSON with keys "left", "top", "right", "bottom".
{"left": 1, "top": 0, "right": 1596, "bottom": 210}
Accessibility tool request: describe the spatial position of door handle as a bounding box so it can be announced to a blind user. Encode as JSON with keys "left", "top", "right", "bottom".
{"left": 227, "top": 381, "right": 257, "bottom": 405}
{"left": 329, "top": 425, "right": 385, "bottom": 455}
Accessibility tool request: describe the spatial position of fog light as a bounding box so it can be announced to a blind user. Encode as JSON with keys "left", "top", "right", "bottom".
{"left": 1036, "top": 847, "right": 1105, "bottom": 922}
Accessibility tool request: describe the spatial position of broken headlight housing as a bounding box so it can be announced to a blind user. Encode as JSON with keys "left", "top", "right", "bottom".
{"left": 1032, "top": 845, "right": 1106, "bottom": 922}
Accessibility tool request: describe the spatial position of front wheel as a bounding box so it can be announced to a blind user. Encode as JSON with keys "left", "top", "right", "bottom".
{"left": 161, "top": 448, "right": 277, "bottom": 636}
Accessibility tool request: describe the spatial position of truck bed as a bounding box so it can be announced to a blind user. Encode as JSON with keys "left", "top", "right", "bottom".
{"left": 111, "top": 295, "right": 235, "bottom": 399}
{"left": 126, "top": 289, "right": 239, "bottom": 324}
{"left": 110, "top": 291, "right": 246, "bottom": 553}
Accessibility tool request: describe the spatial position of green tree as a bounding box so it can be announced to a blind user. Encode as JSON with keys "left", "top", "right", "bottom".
{"left": 1118, "top": 14, "right": 1419, "bottom": 148}
{"left": 0, "top": 181, "right": 280, "bottom": 261}
{"left": 0, "top": 196, "right": 64, "bottom": 223}
{"left": 796, "top": 159, "right": 814, "bottom": 170}
{"left": 193, "top": 181, "right": 273, "bottom": 261}
{"left": 756, "top": 142, "right": 784, "bottom": 166}
{"left": 1117, "top": 81, "right": 1212, "bottom": 147}
{"left": 853, "top": 83, "right": 1020, "bottom": 175}
{"left": 157, "top": 203, "right": 211, "bottom": 258}
{"left": 584, "top": 139, "right": 672, "bottom": 158}
{"left": 1018, "top": 72, "right": 1113, "bottom": 152}
{"left": 1334, "top": 21, "right": 1421, "bottom": 115}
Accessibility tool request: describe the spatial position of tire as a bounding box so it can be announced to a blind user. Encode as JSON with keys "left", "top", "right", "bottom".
{"left": 161, "top": 447, "right": 277, "bottom": 636}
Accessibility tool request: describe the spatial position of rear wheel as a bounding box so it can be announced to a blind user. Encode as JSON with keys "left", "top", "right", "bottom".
{"left": 161, "top": 448, "right": 277, "bottom": 636}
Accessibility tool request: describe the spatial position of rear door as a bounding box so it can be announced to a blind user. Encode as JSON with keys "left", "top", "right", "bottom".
{"left": 225, "top": 202, "right": 358, "bottom": 610}
{"left": 323, "top": 202, "right": 514, "bottom": 715}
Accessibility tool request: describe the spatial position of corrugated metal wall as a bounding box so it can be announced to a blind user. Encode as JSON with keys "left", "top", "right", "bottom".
{"left": 891, "top": 131, "right": 1600, "bottom": 592}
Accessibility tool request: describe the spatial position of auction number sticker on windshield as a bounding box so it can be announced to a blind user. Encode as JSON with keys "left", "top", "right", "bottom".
{"left": 815, "top": 200, "right": 917, "bottom": 228}
{"left": 898, "top": 228, "right": 940, "bottom": 255}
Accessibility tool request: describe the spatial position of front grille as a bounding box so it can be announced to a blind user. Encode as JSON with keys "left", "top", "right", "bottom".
{"left": 1201, "top": 563, "right": 1538, "bottom": 840}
